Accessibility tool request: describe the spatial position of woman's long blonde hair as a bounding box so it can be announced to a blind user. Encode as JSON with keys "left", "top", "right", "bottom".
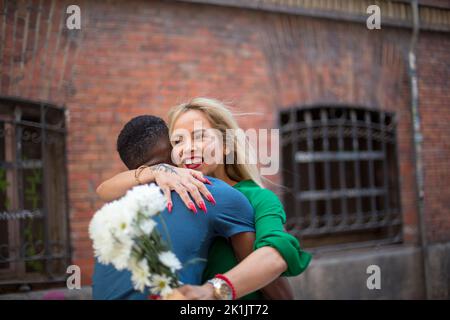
{"left": 167, "top": 97, "right": 264, "bottom": 187}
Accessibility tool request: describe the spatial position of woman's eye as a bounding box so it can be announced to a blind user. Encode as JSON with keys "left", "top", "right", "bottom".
{"left": 202, "top": 133, "right": 214, "bottom": 142}
{"left": 194, "top": 132, "right": 206, "bottom": 141}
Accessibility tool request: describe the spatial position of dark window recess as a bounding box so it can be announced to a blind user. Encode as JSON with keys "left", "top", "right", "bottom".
{"left": 280, "top": 106, "right": 402, "bottom": 250}
{"left": 0, "top": 97, "right": 70, "bottom": 289}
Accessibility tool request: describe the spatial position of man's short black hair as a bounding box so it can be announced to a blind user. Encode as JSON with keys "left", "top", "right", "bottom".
{"left": 117, "top": 115, "right": 169, "bottom": 170}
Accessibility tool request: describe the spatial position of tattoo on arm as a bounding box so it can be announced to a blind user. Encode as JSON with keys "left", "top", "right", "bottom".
{"left": 149, "top": 164, "right": 178, "bottom": 175}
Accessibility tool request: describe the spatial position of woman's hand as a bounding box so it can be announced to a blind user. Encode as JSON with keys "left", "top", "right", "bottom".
{"left": 148, "top": 163, "right": 216, "bottom": 213}
{"left": 177, "top": 283, "right": 216, "bottom": 300}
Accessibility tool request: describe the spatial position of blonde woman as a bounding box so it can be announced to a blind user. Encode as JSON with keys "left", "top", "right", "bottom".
{"left": 97, "top": 98, "right": 311, "bottom": 299}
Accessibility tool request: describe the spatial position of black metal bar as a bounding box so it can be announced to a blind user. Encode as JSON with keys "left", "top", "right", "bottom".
{"left": 13, "top": 105, "right": 24, "bottom": 279}
{"left": 337, "top": 110, "right": 348, "bottom": 227}
{"left": 282, "top": 105, "right": 396, "bottom": 118}
{"left": 296, "top": 188, "right": 386, "bottom": 201}
{"left": 62, "top": 108, "right": 72, "bottom": 272}
{"left": 365, "top": 112, "right": 377, "bottom": 223}
{"left": 282, "top": 120, "right": 396, "bottom": 142}
{"left": 305, "top": 111, "right": 317, "bottom": 228}
{"left": 380, "top": 112, "right": 390, "bottom": 224}
{"left": 0, "top": 160, "right": 43, "bottom": 169}
{"left": 1, "top": 254, "right": 70, "bottom": 264}
{"left": 0, "top": 95, "right": 65, "bottom": 111}
{"left": 40, "top": 103, "right": 50, "bottom": 278}
{"left": 295, "top": 150, "right": 385, "bottom": 162}
{"left": 392, "top": 113, "right": 403, "bottom": 235}
{"left": 321, "top": 109, "right": 332, "bottom": 228}
{"left": 280, "top": 106, "right": 397, "bottom": 135}
{"left": 0, "top": 118, "right": 67, "bottom": 134}
{"left": 351, "top": 110, "right": 363, "bottom": 225}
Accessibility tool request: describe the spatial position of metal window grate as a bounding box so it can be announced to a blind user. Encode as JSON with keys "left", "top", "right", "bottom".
{"left": 0, "top": 97, "right": 70, "bottom": 288}
{"left": 280, "top": 106, "right": 402, "bottom": 250}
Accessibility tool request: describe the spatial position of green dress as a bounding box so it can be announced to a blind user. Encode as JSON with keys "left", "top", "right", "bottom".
{"left": 202, "top": 180, "right": 312, "bottom": 300}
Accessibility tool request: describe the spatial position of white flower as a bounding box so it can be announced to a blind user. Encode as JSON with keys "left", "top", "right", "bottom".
{"left": 89, "top": 200, "right": 135, "bottom": 269}
{"left": 125, "top": 183, "right": 166, "bottom": 217}
{"left": 129, "top": 258, "right": 151, "bottom": 292}
{"left": 118, "top": 194, "right": 141, "bottom": 220}
{"left": 150, "top": 274, "right": 173, "bottom": 297}
{"left": 109, "top": 236, "right": 134, "bottom": 270}
{"left": 139, "top": 219, "right": 157, "bottom": 235}
{"left": 89, "top": 203, "right": 115, "bottom": 264}
{"left": 158, "top": 251, "right": 182, "bottom": 273}
{"left": 89, "top": 182, "right": 178, "bottom": 291}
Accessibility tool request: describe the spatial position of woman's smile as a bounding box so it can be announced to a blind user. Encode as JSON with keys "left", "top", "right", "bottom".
{"left": 183, "top": 156, "right": 203, "bottom": 170}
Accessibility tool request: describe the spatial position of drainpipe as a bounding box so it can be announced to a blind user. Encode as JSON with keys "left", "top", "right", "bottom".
{"left": 408, "top": 0, "right": 430, "bottom": 300}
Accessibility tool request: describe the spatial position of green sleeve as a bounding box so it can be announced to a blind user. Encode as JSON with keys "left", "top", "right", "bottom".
{"left": 253, "top": 189, "right": 312, "bottom": 277}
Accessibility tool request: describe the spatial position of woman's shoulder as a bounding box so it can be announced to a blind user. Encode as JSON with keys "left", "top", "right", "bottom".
{"left": 235, "top": 180, "right": 284, "bottom": 212}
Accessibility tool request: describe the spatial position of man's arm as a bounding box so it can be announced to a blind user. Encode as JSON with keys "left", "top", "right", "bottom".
{"left": 229, "top": 232, "right": 255, "bottom": 262}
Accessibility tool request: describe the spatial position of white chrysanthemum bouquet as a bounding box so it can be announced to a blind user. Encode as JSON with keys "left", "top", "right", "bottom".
{"left": 89, "top": 183, "right": 182, "bottom": 298}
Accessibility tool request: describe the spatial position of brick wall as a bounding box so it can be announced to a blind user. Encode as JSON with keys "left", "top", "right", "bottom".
{"left": 417, "top": 30, "right": 450, "bottom": 243}
{"left": 0, "top": 0, "right": 448, "bottom": 286}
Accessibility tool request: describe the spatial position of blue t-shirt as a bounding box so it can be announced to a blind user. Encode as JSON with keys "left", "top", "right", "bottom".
{"left": 92, "top": 177, "right": 255, "bottom": 300}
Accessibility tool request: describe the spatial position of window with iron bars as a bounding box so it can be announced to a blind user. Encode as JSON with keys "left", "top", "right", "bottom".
{"left": 280, "top": 106, "right": 402, "bottom": 250}
{"left": 0, "top": 97, "right": 70, "bottom": 291}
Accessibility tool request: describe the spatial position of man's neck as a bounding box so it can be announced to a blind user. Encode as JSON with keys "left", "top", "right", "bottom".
{"left": 213, "top": 164, "right": 238, "bottom": 186}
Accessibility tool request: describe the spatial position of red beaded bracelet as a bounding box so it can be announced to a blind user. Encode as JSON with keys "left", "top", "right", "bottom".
{"left": 215, "top": 274, "right": 236, "bottom": 300}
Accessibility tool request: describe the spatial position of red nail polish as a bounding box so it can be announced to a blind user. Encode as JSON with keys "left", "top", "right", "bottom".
{"left": 188, "top": 202, "right": 198, "bottom": 214}
{"left": 199, "top": 201, "right": 207, "bottom": 214}
{"left": 167, "top": 202, "right": 173, "bottom": 213}
{"left": 204, "top": 178, "right": 212, "bottom": 185}
{"left": 207, "top": 194, "right": 216, "bottom": 205}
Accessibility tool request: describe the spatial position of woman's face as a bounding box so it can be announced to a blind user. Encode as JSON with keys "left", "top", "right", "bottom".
{"left": 170, "top": 110, "right": 224, "bottom": 175}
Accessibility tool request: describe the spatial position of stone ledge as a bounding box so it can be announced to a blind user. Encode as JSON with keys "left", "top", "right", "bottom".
{"left": 289, "top": 242, "right": 450, "bottom": 299}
